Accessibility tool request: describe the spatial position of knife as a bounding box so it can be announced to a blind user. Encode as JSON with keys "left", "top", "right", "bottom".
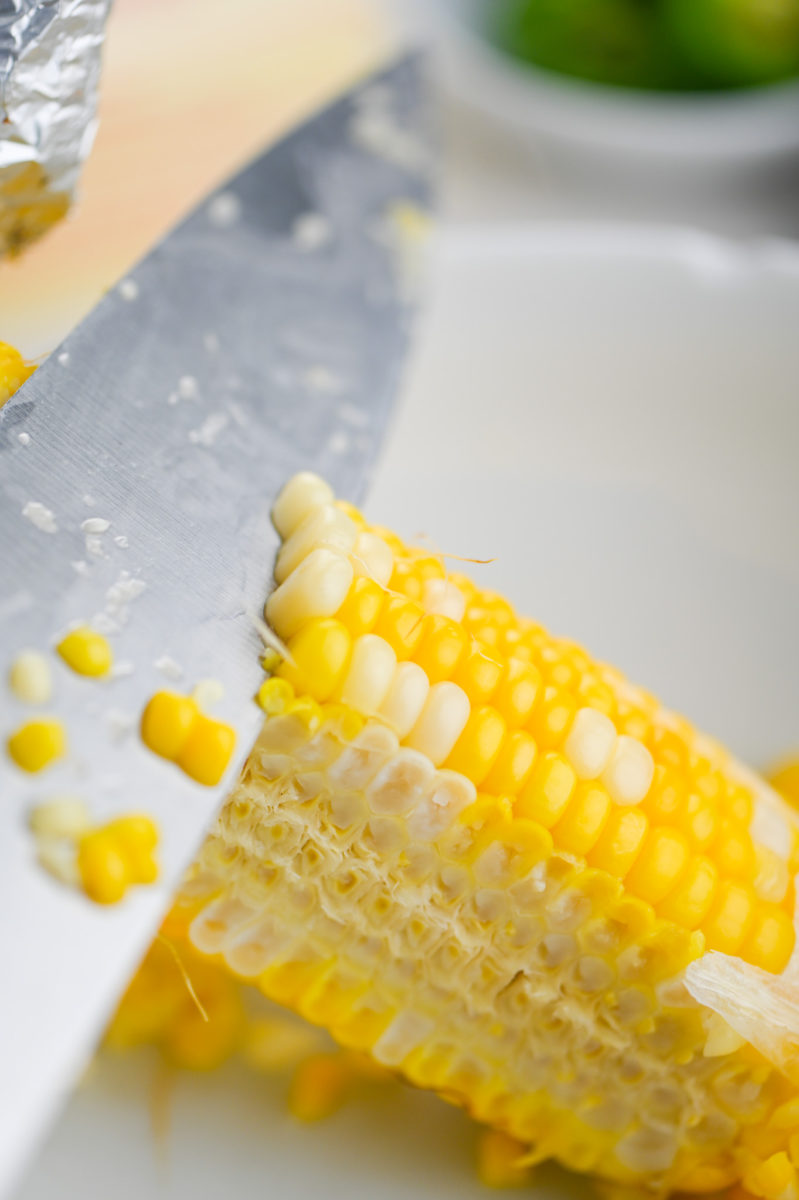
{"left": 0, "top": 52, "right": 432, "bottom": 1197}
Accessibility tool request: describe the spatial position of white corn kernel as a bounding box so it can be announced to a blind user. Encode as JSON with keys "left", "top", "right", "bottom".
{"left": 601, "top": 735, "right": 654, "bottom": 806}
{"left": 338, "top": 634, "right": 396, "bottom": 713}
{"left": 564, "top": 707, "right": 617, "bottom": 780}
{"left": 753, "top": 843, "right": 790, "bottom": 903}
{"left": 422, "top": 578, "right": 465, "bottom": 622}
{"left": 29, "top": 797, "right": 90, "bottom": 839}
{"left": 351, "top": 531, "right": 394, "bottom": 588}
{"left": 367, "top": 747, "right": 436, "bottom": 815}
{"left": 379, "top": 662, "right": 430, "bottom": 738}
{"left": 271, "top": 472, "right": 334, "bottom": 539}
{"left": 265, "top": 548, "right": 353, "bottom": 639}
{"left": 36, "top": 838, "right": 79, "bottom": 887}
{"left": 274, "top": 504, "right": 357, "bottom": 583}
{"left": 408, "top": 769, "right": 476, "bottom": 840}
{"left": 405, "top": 681, "right": 470, "bottom": 766}
{"left": 9, "top": 650, "right": 52, "bottom": 705}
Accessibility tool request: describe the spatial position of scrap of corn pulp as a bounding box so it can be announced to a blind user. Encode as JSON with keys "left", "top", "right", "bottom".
{"left": 111, "top": 471, "right": 799, "bottom": 1200}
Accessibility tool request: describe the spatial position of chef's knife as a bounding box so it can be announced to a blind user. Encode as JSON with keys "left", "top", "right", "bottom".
{"left": 0, "top": 52, "right": 432, "bottom": 1197}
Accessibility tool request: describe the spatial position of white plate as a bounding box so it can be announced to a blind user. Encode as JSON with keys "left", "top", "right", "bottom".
{"left": 15, "top": 224, "right": 799, "bottom": 1199}
{"left": 416, "top": 0, "right": 799, "bottom": 165}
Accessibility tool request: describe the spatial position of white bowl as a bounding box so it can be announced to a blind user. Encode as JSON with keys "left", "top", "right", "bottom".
{"left": 15, "top": 223, "right": 799, "bottom": 1200}
{"left": 417, "top": 0, "right": 799, "bottom": 166}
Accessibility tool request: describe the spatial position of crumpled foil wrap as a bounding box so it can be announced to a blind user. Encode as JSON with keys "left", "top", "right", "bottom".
{"left": 0, "top": 0, "right": 112, "bottom": 257}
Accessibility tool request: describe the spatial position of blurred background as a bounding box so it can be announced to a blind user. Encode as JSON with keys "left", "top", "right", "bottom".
{"left": 4, "top": 0, "right": 799, "bottom": 357}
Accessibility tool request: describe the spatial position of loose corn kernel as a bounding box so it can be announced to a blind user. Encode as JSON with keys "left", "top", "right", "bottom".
{"left": 601, "top": 735, "right": 654, "bottom": 806}
{"left": 177, "top": 713, "right": 237, "bottom": 786}
{"left": 483, "top": 729, "right": 538, "bottom": 795}
{"left": 517, "top": 752, "right": 577, "bottom": 827}
{"left": 266, "top": 548, "right": 354, "bottom": 640}
{"left": 702, "top": 881, "right": 756, "bottom": 955}
{"left": 445, "top": 706, "right": 507, "bottom": 786}
{"left": 624, "top": 827, "right": 690, "bottom": 905}
{"left": 256, "top": 677, "right": 294, "bottom": 715}
{"left": 405, "top": 681, "right": 470, "bottom": 766}
{"left": 551, "top": 781, "right": 612, "bottom": 857}
{"left": 289, "top": 1053, "right": 353, "bottom": 1121}
{"left": 7, "top": 717, "right": 66, "bottom": 773}
{"left": 78, "top": 830, "right": 129, "bottom": 905}
{"left": 587, "top": 807, "right": 649, "bottom": 878}
{"left": 336, "top": 576, "right": 384, "bottom": 636}
{"left": 105, "top": 815, "right": 160, "bottom": 885}
{"left": 495, "top": 660, "right": 542, "bottom": 729}
{"left": 29, "top": 796, "right": 90, "bottom": 839}
{"left": 740, "top": 906, "right": 795, "bottom": 974}
{"left": 8, "top": 650, "right": 52, "bottom": 704}
{"left": 414, "top": 614, "right": 469, "bottom": 684}
{"left": 373, "top": 595, "right": 426, "bottom": 660}
{"left": 453, "top": 647, "right": 504, "bottom": 705}
{"left": 271, "top": 471, "right": 334, "bottom": 538}
{"left": 337, "top": 634, "right": 396, "bottom": 713}
{"left": 657, "top": 856, "right": 718, "bottom": 929}
{"left": 278, "top": 619, "right": 352, "bottom": 702}
{"left": 56, "top": 625, "right": 113, "bottom": 678}
{"left": 141, "top": 691, "right": 199, "bottom": 761}
{"left": 476, "top": 1129, "right": 532, "bottom": 1188}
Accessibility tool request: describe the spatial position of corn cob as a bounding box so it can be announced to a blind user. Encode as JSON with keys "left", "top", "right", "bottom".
{"left": 142, "top": 471, "right": 799, "bottom": 1198}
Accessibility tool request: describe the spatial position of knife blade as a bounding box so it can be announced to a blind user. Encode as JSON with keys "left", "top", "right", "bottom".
{"left": 0, "top": 51, "right": 432, "bottom": 1197}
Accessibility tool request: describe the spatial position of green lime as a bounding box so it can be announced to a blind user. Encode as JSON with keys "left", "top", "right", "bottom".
{"left": 663, "top": 0, "right": 799, "bottom": 86}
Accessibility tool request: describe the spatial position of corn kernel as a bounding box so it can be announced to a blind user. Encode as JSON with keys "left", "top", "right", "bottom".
{"left": 336, "top": 576, "right": 384, "bottom": 636}
{"left": 587, "top": 807, "right": 649, "bottom": 878}
{"left": 378, "top": 661, "right": 429, "bottom": 738}
{"left": 352, "top": 532, "right": 394, "bottom": 588}
{"left": 256, "top": 677, "right": 294, "bottom": 715}
{"left": 551, "top": 782, "right": 611, "bottom": 857}
{"left": 657, "top": 856, "right": 718, "bottom": 929}
{"left": 684, "top": 794, "right": 719, "bottom": 849}
{"left": 495, "top": 660, "right": 542, "bottom": 729}
{"left": 714, "top": 820, "right": 755, "bottom": 878}
{"left": 702, "top": 881, "right": 756, "bottom": 955}
{"left": 624, "top": 827, "right": 690, "bottom": 905}
{"left": 739, "top": 905, "right": 795, "bottom": 975}
{"left": 483, "top": 729, "right": 538, "bottom": 795}
{"left": 453, "top": 646, "right": 504, "bottom": 705}
{"left": 743, "top": 1152, "right": 797, "bottom": 1200}
{"left": 78, "top": 831, "right": 129, "bottom": 905}
{"left": 29, "top": 796, "right": 90, "bottom": 839}
{"left": 601, "top": 735, "right": 654, "bottom": 807}
{"left": 177, "top": 713, "right": 236, "bottom": 786}
{"left": 422, "top": 578, "right": 466, "bottom": 622}
{"left": 564, "top": 707, "right": 617, "bottom": 780}
{"left": 56, "top": 625, "right": 113, "bottom": 678}
{"left": 338, "top": 634, "right": 396, "bottom": 713}
{"left": 105, "top": 815, "right": 160, "bottom": 885}
{"left": 770, "top": 759, "right": 799, "bottom": 807}
{"left": 414, "top": 614, "right": 469, "bottom": 684}
{"left": 334, "top": 499, "right": 366, "bottom": 529}
{"left": 8, "top": 650, "right": 52, "bottom": 704}
{"left": 141, "top": 691, "right": 199, "bottom": 762}
{"left": 0, "top": 341, "right": 35, "bottom": 403}
{"left": 373, "top": 595, "right": 426, "bottom": 660}
{"left": 278, "top": 619, "right": 352, "bottom": 702}
{"left": 476, "top": 1129, "right": 532, "bottom": 1188}
{"left": 274, "top": 503, "right": 357, "bottom": 583}
{"left": 445, "top": 706, "right": 507, "bottom": 785}
{"left": 517, "top": 753, "right": 577, "bottom": 827}
{"left": 7, "top": 717, "right": 67, "bottom": 773}
{"left": 271, "top": 471, "right": 334, "bottom": 538}
{"left": 405, "top": 681, "right": 471, "bottom": 767}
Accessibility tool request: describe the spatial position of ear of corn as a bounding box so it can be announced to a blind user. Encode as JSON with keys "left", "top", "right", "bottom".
{"left": 130, "top": 473, "right": 799, "bottom": 1196}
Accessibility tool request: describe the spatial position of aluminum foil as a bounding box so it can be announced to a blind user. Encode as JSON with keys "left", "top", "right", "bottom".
{"left": 0, "top": 0, "right": 112, "bottom": 257}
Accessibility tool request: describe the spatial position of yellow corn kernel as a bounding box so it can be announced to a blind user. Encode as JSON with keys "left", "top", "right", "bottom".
{"left": 684, "top": 794, "right": 720, "bottom": 849}
{"left": 414, "top": 614, "right": 469, "bottom": 684}
{"left": 56, "top": 625, "right": 113, "bottom": 678}
{"left": 494, "top": 660, "right": 542, "bottom": 729}
{"left": 770, "top": 758, "right": 799, "bottom": 807}
{"left": 624, "top": 827, "right": 690, "bottom": 905}
{"left": 0, "top": 341, "right": 35, "bottom": 403}
{"left": 452, "top": 646, "right": 504, "bottom": 705}
{"left": 141, "top": 691, "right": 199, "bottom": 762}
{"left": 483, "top": 729, "right": 538, "bottom": 795}
{"left": 739, "top": 905, "right": 795, "bottom": 975}
{"left": 476, "top": 1129, "right": 532, "bottom": 1188}
{"left": 587, "top": 807, "right": 649, "bottom": 878}
{"left": 8, "top": 650, "right": 52, "bottom": 704}
{"left": 336, "top": 576, "right": 384, "bottom": 636}
{"left": 702, "top": 881, "right": 756, "bottom": 955}
{"left": 278, "top": 619, "right": 352, "bottom": 702}
{"left": 528, "top": 686, "right": 576, "bottom": 749}
{"left": 714, "top": 820, "right": 755, "bottom": 879}
{"left": 7, "top": 717, "right": 66, "bottom": 773}
{"left": 551, "top": 782, "right": 612, "bottom": 857}
{"left": 176, "top": 713, "right": 236, "bottom": 786}
{"left": 256, "top": 676, "right": 294, "bottom": 715}
{"left": 78, "top": 830, "right": 129, "bottom": 905}
{"left": 373, "top": 595, "right": 425, "bottom": 661}
{"left": 743, "top": 1152, "right": 797, "bottom": 1200}
{"left": 641, "top": 764, "right": 685, "bottom": 822}
{"left": 517, "top": 752, "right": 577, "bottom": 827}
{"left": 389, "top": 559, "right": 422, "bottom": 601}
{"left": 289, "top": 1053, "right": 353, "bottom": 1121}
{"left": 445, "top": 706, "right": 507, "bottom": 786}
{"left": 657, "top": 856, "right": 718, "bottom": 929}
{"left": 105, "top": 815, "right": 160, "bottom": 885}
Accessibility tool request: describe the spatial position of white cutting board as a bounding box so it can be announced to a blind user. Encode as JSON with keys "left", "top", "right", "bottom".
{"left": 15, "top": 224, "right": 799, "bottom": 1200}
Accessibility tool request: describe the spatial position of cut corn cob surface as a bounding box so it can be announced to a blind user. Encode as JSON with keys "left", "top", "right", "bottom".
{"left": 134, "top": 474, "right": 799, "bottom": 1197}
